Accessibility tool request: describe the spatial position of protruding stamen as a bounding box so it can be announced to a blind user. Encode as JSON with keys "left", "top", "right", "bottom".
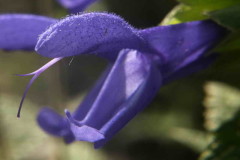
{"left": 17, "top": 57, "right": 63, "bottom": 118}
{"left": 16, "top": 58, "right": 63, "bottom": 77}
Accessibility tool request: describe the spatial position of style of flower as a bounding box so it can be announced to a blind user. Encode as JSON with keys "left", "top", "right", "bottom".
{"left": 56, "top": 0, "right": 99, "bottom": 13}
{"left": 0, "top": 12, "right": 227, "bottom": 148}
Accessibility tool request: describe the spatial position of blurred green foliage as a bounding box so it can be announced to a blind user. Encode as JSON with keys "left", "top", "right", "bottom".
{"left": 208, "top": 5, "right": 240, "bottom": 31}
{"left": 200, "top": 82, "right": 240, "bottom": 160}
{"left": 161, "top": 0, "right": 240, "bottom": 25}
{"left": 204, "top": 82, "right": 240, "bottom": 131}
{"left": 0, "top": 93, "right": 108, "bottom": 160}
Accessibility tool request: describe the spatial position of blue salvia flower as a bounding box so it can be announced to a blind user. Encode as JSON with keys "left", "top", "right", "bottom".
{"left": 56, "top": 0, "right": 99, "bottom": 13}
{"left": 0, "top": 12, "right": 227, "bottom": 148}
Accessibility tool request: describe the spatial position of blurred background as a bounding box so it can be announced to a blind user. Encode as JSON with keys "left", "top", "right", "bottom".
{"left": 1, "top": 0, "right": 240, "bottom": 160}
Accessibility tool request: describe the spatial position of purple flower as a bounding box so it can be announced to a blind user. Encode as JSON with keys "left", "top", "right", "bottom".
{"left": 0, "top": 13, "right": 227, "bottom": 148}
{"left": 0, "top": 14, "right": 56, "bottom": 51}
{"left": 56, "top": 0, "right": 99, "bottom": 13}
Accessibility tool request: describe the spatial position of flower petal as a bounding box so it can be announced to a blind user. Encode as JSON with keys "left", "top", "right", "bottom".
{"left": 65, "top": 110, "right": 105, "bottom": 142}
{"left": 65, "top": 49, "right": 162, "bottom": 147}
{"left": 70, "top": 124, "right": 105, "bottom": 142}
{"left": 95, "top": 58, "right": 162, "bottom": 148}
{"left": 36, "top": 62, "right": 112, "bottom": 143}
{"left": 37, "top": 107, "right": 75, "bottom": 143}
{"left": 139, "top": 20, "right": 227, "bottom": 74}
{"left": 36, "top": 13, "right": 143, "bottom": 60}
{"left": 0, "top": 14, "right": 56, "bottom": 51}
{"left": 163, "top": 54, "right": 218, "bottom": 84}
{"left": 80, "top": 49, "right": 151, "bottom": 128}
{"left": 56, "top": 0, "right": 98, "bottom": 13}
{"left": 72, "top": 65, "right": 113, "bottom": 120}
{"left": 37, "top": 107, "right": 66, "bottom": 136}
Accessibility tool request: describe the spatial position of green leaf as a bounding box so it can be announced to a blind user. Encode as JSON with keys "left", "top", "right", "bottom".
{"left": 216, "top": 32, "right": 240, "bottom": 52}
{"left": 178, "top": 0, "right": 240, "bottom": 9}
{"left": 161, "top": 0, "right": 240, "bottom": 25}
{"left": 203, "top": 82, "right": 240, "bottom": 131}
{"left": 208, "top": 5, "right": 240, "bottom": 31}
{"left": 161, "top": 4, "right": 206, "bottom": 25}
{"left": 200, "top": 82, "right": 240, "bottom": 160}
{"left": 168, "top": 128, "right": 209, "bottom": 152}
{"left": 200, "top": 111, "right": 240, "bottom": 160}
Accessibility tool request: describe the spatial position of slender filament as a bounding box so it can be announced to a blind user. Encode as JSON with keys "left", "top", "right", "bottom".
{"left": 17, "top": 57, "right": 63, "bottom": 118}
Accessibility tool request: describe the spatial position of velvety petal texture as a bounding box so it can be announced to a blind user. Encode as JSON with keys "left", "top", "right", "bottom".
{"left": 0, "top": 14, "right": 56, "bottom": 51}
{"left": 36, "top": 13, "right": 227, "bottom": 65}
{"left": 56, "top": 0, "right": 98, "bottom": 13}
{"left": 36, "top": 13, "right": 144, "bottom": 60}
